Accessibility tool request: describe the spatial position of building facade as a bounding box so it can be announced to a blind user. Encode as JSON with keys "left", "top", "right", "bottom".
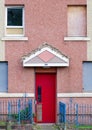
{"left": 0, "top": 0, "right": 92, "bottom": 123}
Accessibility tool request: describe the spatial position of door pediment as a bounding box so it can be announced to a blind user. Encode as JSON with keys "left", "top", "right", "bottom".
{"left": 22, "top": 43, "right": 69, "bottom": 67}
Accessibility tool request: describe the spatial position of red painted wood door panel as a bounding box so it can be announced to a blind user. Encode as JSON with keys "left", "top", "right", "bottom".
{"left": 36, "top": 73, "right": 56, "bottom": 123}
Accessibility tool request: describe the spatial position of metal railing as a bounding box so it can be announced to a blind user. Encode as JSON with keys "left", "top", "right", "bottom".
{"left": 0, "top": 99, "right": 33, "bottom": 124}
{"left": 59, "top": 99, "right": 92, "bottom": 126}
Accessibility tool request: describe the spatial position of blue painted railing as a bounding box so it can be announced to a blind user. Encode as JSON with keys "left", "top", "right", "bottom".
{"left": 59, "top": 102, "right": 66, "bottom": 123}
{"left": 8, "top": 99, "right": 33, "bottom": 124}
{"left": 59, "top": 100, "right": 92, "bottom": 126}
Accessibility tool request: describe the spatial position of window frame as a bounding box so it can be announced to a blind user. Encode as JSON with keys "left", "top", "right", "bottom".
{"left": 5, "top": 6, "right": 24, "bottom": 36}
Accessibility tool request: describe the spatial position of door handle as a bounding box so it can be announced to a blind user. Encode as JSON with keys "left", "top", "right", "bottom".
{"left": 34, "top": 99, "right": 37, "bottom": 104}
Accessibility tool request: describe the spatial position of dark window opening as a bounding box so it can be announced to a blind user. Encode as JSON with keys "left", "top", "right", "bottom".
{"left": 7, "top": 8, "right": 23, "bottom": 26}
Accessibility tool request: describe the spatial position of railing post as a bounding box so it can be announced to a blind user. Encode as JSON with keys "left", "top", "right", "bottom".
{"left": 59, "top": 102, "right": 66, "bottom": 123}
{"left": 28, "top": 99, "right": 32, "bottom": 123}
{"left": 59, "top": 102, "right": 61, "bottom": 123}
{"left": 75, "top": 104, "right": 79, "bottom": 126}
{"left": 18, "top": 99, "right": 21, "bottom": 124}
{"left": 8, "top": 101, "right": 11, "bottom": 120}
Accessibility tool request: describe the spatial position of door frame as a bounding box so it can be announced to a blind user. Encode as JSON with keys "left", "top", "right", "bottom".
{"left": 35, "top": 68, "right": 57, "bottom": 123}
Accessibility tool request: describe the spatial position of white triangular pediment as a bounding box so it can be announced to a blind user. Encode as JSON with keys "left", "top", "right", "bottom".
{"left": 22, "top": 43, "right": 69, "bottom": 67}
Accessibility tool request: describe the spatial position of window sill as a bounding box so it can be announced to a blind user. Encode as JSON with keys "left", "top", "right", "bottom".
{"left": 57, "top": 93, "right": 92, "bottom": 97}
{"left": 64, "top": 36, "right": 90, "bottom": 41}
{"left": 0, "top": 93, "right": 34, "bottom": 97}
{"left": 1, "top": 36, "right": 28, "bottom": 41}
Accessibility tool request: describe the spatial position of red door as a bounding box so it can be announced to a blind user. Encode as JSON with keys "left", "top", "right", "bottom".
{"left": 36, "top": 73, "right": 56, "bottom": 123}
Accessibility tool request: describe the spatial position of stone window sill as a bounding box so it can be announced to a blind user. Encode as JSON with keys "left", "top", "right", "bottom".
{"left": 1, "top": 36, "right": 28, "bottom": 41}
{"left": 64, "top": 36, "right": 90, "bottom": 41}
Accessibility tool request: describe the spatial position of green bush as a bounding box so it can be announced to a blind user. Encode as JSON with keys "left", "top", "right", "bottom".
{"left": 11, "top": 107, "right": 29, "bottom": 121}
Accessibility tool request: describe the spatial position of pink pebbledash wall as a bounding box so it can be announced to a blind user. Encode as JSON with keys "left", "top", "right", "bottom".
{"left": 5, "top": 0, "right": 87, "bottom": 98}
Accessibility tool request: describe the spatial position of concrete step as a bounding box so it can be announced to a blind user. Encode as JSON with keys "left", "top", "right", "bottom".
{"left": 32, "top": 124, "right": 55, "bottom": 130}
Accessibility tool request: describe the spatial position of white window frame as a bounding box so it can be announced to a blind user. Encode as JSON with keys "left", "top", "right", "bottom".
{"left": 5, "top": 6, "right": 24, "bottom": 36}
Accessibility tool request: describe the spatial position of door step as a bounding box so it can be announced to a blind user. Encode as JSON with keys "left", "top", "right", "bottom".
{"left": 32, "top": 124, "right": 55, "bottom": 130}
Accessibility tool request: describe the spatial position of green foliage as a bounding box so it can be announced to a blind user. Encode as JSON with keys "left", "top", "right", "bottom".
{"left": 75, "top": 125, "right": 92, "bottom": 129}
{"left": 0, "top": 121, "right": 6, "bottom": 126}
{"left": 32, "top": 124, "right": 42, "bottom": 130}
{"left": 53, "top": 123, "right": 92, "bottom": 130}
{"left": 11, "top": 107, "right": 29, "bottom": 121}
{"left": 52, "top": 124, "right": 61, "bottom": 130}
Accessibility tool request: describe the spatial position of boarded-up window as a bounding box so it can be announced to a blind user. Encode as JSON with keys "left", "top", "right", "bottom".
{"left": 0, "top": 62, "right": 8, "bottom": 92}
{"left": 68, "top": 6, "right": 87, "bottom": 36}
{"left": 83, "top": 62, "right": 92, "bottom": 91}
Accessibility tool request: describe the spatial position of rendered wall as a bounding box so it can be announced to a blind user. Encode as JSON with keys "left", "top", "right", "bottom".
{"left": 5, "top": 0, "right": 87, "bottom": 95}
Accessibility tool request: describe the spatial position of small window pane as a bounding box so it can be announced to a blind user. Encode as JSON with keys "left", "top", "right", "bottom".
{"left": 7, "top": 8, "right": 23, "bottom": 26}
{"left": 37, "top": 86, "right": 42, "bottom": 102}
